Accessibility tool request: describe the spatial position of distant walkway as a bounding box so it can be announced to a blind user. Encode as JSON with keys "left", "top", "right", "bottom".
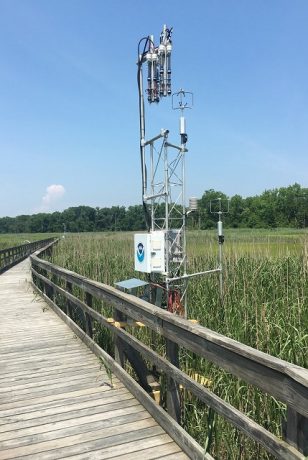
{"left": 0, "top": 259, "right": 188, "bottom": 459}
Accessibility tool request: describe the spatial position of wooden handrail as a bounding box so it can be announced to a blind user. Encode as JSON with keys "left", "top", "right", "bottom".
{"left": 30, "top": 246, "right": 308, "bottom": 460}
{"left": 0, "top": 238, "right": 55, "bottom": 274}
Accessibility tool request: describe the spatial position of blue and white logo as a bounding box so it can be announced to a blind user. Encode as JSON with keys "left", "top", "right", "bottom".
{"left": 137, "top": 242, "right": 145, "bottom": 262}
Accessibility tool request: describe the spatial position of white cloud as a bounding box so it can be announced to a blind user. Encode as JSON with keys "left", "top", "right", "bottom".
{"left": 39, "top": 184, "right": 66, "bottom": 211}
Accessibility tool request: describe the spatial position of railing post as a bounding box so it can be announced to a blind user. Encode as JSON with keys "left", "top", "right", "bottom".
{"left": 47, "top": 281, "right": 54, "bottom": 301}
{"left": 166, "top": 338, "right": 181, "bottom": 423}
{"left": 66, "top": 281, "right": 73, "bottom": 318}
{"left": 284, "top": 406, "right": 308, "bottom": 455}
{"left": 84, "top": 292, "right": 93, "bottom": 338}
{"left": 41, "top": 269, "right": 52, "bottom": 299}
{"left": 113, "top": 308, "right": 125, "bottom": 367}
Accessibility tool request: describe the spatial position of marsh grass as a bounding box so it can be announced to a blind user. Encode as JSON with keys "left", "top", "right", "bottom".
{"left": 47, "top": 229, "right": 308, "bottom": 459}
{"left": 0, "top": 233, "right": 58, "bottom": 250}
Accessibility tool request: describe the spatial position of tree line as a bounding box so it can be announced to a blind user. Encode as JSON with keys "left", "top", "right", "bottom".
{"left": 0, "top": 184, "right": 307, "bottom": 234}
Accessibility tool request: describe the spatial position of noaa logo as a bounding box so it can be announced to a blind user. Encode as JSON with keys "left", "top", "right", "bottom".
{"left": 137, "top": 242, "right": 145, "bottom": 262}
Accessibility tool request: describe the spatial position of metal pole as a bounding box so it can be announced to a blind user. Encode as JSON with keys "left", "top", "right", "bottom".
{"left": 219, "top": 243, "right": 223, "bottom": 299}
{"left": 182, "top": 145, "right": 188, "bottom": 317}
{"left": 164, "top": 140, "right": 169, "bottom": 299}
{"left": 150, "top": 142, "right": 154, "bottom": 231}
{"left": 218, "top": 211, "right": 224, "bottom": 300}
{"left": 138, "top": 61, "right": 151, "bottom": 231}
{"left": 139, "top": 66, "right": 146, "bottom": 198}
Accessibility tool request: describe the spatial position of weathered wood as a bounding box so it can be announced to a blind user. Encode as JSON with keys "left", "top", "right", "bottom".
{"left": 31, "top": 256, "right": 308, "bottom": 418}
{"left": 108, "top": 440, "right": 182, "bottom": 460}
{"left": 0, "top": 386, "right": 123, "bottom": 412}
{"left": 31, "top": 264, "right": 307, "bottom": 459}
{"left": 0, "top": 238, "right": 54, "bottom": 274}
{"left": 0, "top": 397, "right": 139, "bottom": 434}
{"left": 84, "top": 291, "right": 93, "bottom": 338}
{"left": 0, "top": 410, "right": 150, "bottom": 449}
{"left": 0, "top": 387, "right": 128, "bottom": 418}
{"left": 0, "top": 369, "right": 102, "bottom": 395}
{"left": 66, "top": 280, "right": 73, "bottom": 317}
{"left": 166, "top": 338, "right": 181, "bottom": 423}
{"left": 112, "top": 308, "right": 158, "bottom": 393}
{"left": 113, "top": 308, "right": 125, "bottom": 367}
{"left": 0, "top": 420, "right": 162, "bottom": 460}
{"left": 33, "top": 284, "right": 209, "bottom": 460}
{"left": 285, "top": 407, "right": 308, "bottom": 455}
{"left": 121, "top": 341, "right": 159, "bottom": 393}
{"left": 0, "top": 260, "right": 190, "bottom": 460}
{"left": 44, "top": 271, "right": 306, "bottom": 457}
{"left": 36, "top": 271, "right": 159, "bottom": 395}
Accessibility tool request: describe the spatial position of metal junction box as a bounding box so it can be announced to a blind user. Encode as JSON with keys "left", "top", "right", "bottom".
{"left": 134, "top": 231, "right": 165, "bottom": 274}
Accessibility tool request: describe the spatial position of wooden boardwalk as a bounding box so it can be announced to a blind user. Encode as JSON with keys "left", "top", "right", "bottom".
{"left": 0, "top": 260, "right": 189, "bottom": 460}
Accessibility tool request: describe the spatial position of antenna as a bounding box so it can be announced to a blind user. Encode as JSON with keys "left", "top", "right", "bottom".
{"left": 210, "top": 198, "right": 230, "bottom": 299}
{"left": 172, "top": 89, "right": 193, "bottom": 146}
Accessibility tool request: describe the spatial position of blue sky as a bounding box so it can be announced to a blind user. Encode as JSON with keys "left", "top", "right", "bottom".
{"left": 0, "top": 0, "right": 307, "bottom": 217}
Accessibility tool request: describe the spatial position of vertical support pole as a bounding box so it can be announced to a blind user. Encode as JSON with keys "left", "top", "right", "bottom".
{"left": 113, "top": 309, "right": 125, "bottom": 367}
{"left": 85, "top": 292, "right": 93, "bottom": 338}
{"left": 139, "top": 68, "right": 146, "bottom": 199}
{"left": 150, "top": 141, "right": 154, "bottom": 231}
{"left": 218, "top": 211, "right": 224, "bottom": 301}
{"left": 166, "top": 338, "right": 181, "bottom": 423}
{"left": 284, "top": 407, "right": 308, "bottom": 455}
{"left": 164, "top": 139, "right": 170, "bottom": 303}
{"left": 41, "top": 269, "right": 48, "bottom": 296}
{"left": 50, "top": 274, "right": 58, "bottom": 302}
{"left": 66, "top": 281, "right": 73, "bottom": 318}
{"left": 219, "top": 243, "right": 223, "bottom": 300}
{"left": 47, "top": 278, "right": 54, "bottom": 302}
{"left": 182, "top": 147, "right": 187, "bottom": 318}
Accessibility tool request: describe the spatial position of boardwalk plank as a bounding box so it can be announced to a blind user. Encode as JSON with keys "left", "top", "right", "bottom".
{"left": 0, "top": 421, "right": 162, "bottom": 459}
{"left": 0, "top": 409, "right": 151, "bottom": 450}
{"left": 0, "top": 391, "right": 135, "bottom": 426}
{"left": 55, "top": 434, "right": 177, "bottom": 460}
{"left": 0, "top": 259, "right": 189, "bottom": 459}
{"left": 0, "top": 386, "right": 128, "bottom": 418}
{"left": 0, "top": 405, "right": 147, "bottom": 443}
{"left": 0, "top": 385, "right": 124, "bottom": 412}
{"left": 0, "top": 397, "right": 139, "bottom": 434}
{"left": 0, "top": 363, "right": 101, "bottom": 386}
{"left": 0, "top": 371, "right": 105, "bottom": 395}
{"left": 109, "top": 441, "right": 181, "bottom": 459}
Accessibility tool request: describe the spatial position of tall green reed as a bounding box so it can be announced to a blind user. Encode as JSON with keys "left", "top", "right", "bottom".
{"left": 48, "top": 230, "right": 308, "bottom": 459}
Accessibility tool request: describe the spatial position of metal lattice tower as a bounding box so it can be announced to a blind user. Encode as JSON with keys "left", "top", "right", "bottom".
{"left": 142, "top": 128, "right": 188, "bottom": 311}
{"left": 136, "top": 26, "right": 200, "bottom": 316}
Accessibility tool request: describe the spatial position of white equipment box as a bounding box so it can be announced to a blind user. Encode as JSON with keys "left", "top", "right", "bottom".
{"left": 134, "top": 231, "right": 165, "bottom": 273}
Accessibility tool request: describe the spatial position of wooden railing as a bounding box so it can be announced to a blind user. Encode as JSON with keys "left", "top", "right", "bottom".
{"left": 30, "top": 242, "right": 308, "bottom": 460}
{"left": 0, "top": 238, "right": 55, "bottom": 274}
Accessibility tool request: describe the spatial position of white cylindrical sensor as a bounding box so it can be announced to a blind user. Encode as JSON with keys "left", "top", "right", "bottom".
{"left": 218, "top": 221, "right": 223, "bottom": 236}
{"left": 180, "top": 116, "right": 186, "bottom": 135}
